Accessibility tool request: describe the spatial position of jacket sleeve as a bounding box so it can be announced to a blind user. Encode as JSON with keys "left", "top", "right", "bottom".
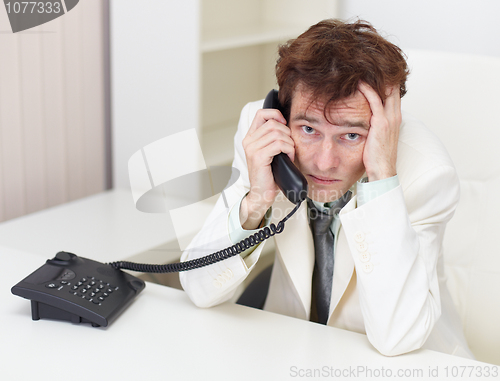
{"left": 339, "top": 164, "right": 460, "bottom": 356}
{"left": 179, "top": 101, "right": 268, "bottom": 308}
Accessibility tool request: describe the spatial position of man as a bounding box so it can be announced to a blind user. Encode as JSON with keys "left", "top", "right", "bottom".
{"left": 180, "top": 19, "right": 473, "bottom": 358}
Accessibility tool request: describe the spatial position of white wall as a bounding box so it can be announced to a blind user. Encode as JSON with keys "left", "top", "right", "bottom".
{"left": 110, "top": 0, "right": 200, "bottom": 189}
{"left": 340, "top": 0, "right": 500, "bottom": 58}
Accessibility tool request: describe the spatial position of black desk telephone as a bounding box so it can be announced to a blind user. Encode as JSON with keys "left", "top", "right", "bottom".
{"left": 11, "top": 90, "right": 308, "bottom": 327}
{"left": 12, "top": 251, "right": 145, "bottom": 327}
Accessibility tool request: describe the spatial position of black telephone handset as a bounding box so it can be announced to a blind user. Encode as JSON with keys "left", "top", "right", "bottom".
{"left": 12, "top": 91, "right": 308, "bottom": 327}
{"left": 263, "top": 90, "right": 308, "bottom": 204}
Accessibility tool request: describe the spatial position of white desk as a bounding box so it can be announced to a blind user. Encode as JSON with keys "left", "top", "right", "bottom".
{"left": 0, "top": 189, "right": 181, "bottom": 263}
{"left": 2, "top": 245, "right": 498, "bottom": 381}
{"left": 1, "top": 191, "right": 499, "bottom": 380}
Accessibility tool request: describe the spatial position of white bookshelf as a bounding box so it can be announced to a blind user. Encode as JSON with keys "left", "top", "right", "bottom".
{"left": 200, "top": 0, "right": 339, "bottom": 167}
{"left": 201, "top": 25, "right": 305, "bottom": 53}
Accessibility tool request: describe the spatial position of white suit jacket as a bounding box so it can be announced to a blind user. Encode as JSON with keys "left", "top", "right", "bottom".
{"left": 180, "top": 100, "right": 473, "bottom": 358}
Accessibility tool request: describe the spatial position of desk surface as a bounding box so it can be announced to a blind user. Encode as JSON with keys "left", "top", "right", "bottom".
{"left": 0, "top": 189, "right": 179, "bottom": 262}
{"left": 1, "top": 191, "right": 498, "bottom": 380}
{"left": 3, "top": 245, "right": 497, "bottom": 381}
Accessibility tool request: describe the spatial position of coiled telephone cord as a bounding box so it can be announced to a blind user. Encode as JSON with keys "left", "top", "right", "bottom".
{"left": 109, "top": 202, "right": 302, "bottom": 273}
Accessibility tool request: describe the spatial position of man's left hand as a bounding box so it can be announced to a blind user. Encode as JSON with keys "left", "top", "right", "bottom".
{"left": 358, "top": 82, "right": 402, "bottom": 182}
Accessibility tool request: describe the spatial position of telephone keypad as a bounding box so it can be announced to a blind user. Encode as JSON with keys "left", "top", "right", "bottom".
{"left": 52, "top": 276, "right": 118, "bottom": 306}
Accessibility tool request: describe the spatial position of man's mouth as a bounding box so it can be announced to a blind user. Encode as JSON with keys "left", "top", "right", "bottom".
{"left": 308, "top": 175, "right": 340, "bottom": 185}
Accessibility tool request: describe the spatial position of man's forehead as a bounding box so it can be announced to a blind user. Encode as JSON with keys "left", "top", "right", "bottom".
{"left": 291, "top": 89, "right": 371, "bottom": 128}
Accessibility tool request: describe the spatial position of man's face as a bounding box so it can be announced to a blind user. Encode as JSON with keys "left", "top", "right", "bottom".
{"left": 289, "top": 88, "right": 371, "bottom": 203}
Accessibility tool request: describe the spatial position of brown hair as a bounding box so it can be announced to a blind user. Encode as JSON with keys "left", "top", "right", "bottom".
{"left": 276, "top": 19, "right": 409, "bottom": 120}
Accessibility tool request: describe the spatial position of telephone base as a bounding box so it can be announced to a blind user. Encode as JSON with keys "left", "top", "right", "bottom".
{"left": 12, "top": 252, "right": 146, "bottom": 328}
{"left": 31, "top": 300, "right": 101, "bottom": 327}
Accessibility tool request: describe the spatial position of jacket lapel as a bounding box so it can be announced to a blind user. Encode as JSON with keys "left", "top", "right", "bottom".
{"left": 328, "top": 196, "right": 357, "bottom": 320}
{"left": 271, "top": 194, "right": 314, "bottom": 319}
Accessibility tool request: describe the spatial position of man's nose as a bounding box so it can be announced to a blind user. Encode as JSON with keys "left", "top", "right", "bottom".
{"left": 315, "top": 140, "right": 340, "bottom": 171}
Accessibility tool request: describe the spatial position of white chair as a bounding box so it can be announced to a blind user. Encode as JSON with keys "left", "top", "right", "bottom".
{"left": 402, "top": 49, "right": 500, "bottom": 365}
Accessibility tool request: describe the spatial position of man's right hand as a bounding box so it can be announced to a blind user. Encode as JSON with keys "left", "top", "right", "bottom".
{"left": 240, "top": 108, "right": 295, "bottom": 230}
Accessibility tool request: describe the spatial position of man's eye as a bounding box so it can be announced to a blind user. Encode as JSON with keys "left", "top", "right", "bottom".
{"left": 345, "top": 133, "right": 359, "bottom": 141}
{"left": 302, "top": 126, "right": 315, "bottom": 135}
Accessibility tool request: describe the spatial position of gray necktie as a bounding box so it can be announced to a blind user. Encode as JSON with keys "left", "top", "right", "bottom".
{"left": 307, "top": 191, "right": 352, "bottom": 324}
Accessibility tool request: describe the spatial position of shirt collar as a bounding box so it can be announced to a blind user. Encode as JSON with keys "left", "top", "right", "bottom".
{"left": 308, "top": 190, "right": 352, "bottom": 216}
